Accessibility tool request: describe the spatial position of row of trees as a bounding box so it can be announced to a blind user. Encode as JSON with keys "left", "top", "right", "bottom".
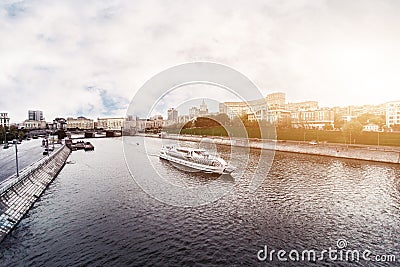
{"left": 169, "top": 113, "right": 336, "bottom": 131}
{"left": 177, "top": 114, "right": 274, "bottom": 129}
{"left": 0, "top": 125, "right": 25, "bottom": 143}
{"left": 166, "top": 112, "right": 388, "bottom": 132}
{"left": 165, "top": 113, "right": 377, "bottom": 144}
{"left": 184, "top": 113, "right": 387, "bottom": 130}
{"left": 0, "top": 126, "right": 68, "bottom": 144}
{"left": 334, "top": 113, "right": 386, "bottom": 129}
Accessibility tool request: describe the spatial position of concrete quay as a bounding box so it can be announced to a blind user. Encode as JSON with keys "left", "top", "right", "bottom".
{"left": 139, "top": 133, "right": 400, "bottom": 164}
{"left": 0, "top": 145, "right": 71, "bottom": 242}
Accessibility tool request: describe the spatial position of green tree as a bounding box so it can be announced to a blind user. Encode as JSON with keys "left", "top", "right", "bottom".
{"left": 182, "top": 120, "right": 195, "bottom": 129}
{"left": 0, "top": 125, "right": 20, "bottom": 143}
{"left": 212, "top": 113, "right": 230, "bottom": 126}
{"left": 194, "top": 117, "right": 220, "bottom": 128}
{"left": 55, "top": 129, "right": 67, "bottom": 139}
{"left": 334, "top": 114, "right": 344, "bottom": 129}
{"left": 342, "top": 121, "right": 363, "bottom": 144}
{"left": 323, "top": 123, "right": 334, "bottom": 130}
{"left": 276, "top": 117, "right": 292, "bottom": 129}
{"left": 356, "top": 113, "right": 385, "bottom": 127}
{"left": 0, "top": 126, "right": 5, "bottom": 143}
{"left": 231, "top": 114, "right": 248, "bottom": 127}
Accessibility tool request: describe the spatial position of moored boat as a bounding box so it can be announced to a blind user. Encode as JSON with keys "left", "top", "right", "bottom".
{"left": 159, "top": 146, "right": 235, "bottom": 174}
{"left": 84, "top": 142, "right": 94, "bottom": 151}
{"left": 75, "top": 141, "right": 85, "bottom": 150}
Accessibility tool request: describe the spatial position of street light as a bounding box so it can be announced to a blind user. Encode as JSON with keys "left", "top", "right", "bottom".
{"left": 52, "top": 129, "right": 55, "bottom": 150}
{"left": 378, "top": 131, "right": 380, "bottom": 147}
{"left": 349, "top": 131, "right": 352, "bottom": 145}
{"left": 13, "top": 139, "right": 19, "bottom": 177}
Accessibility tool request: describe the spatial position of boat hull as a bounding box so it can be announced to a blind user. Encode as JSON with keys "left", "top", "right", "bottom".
{"left": 159, "top": 153, "right": 234, "bottom": 175}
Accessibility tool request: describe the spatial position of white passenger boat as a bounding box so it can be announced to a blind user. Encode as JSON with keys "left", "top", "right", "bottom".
{"left": 159, "top": 146, "right": 235, "bottom": 174}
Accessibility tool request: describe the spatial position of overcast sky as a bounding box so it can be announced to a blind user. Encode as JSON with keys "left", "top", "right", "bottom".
{"left": 1, "top": 0, "right": 400, "bottom": 122}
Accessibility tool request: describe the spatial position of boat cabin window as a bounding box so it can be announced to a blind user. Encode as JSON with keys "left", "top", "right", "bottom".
{"left": 193, "top": 150, "right": 209, "bottom": 157}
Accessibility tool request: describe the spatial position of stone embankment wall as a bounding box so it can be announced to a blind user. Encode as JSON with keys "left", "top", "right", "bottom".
{"left": 0, "top": 145, "right": 71, "bottom": 242}
{"left": 140, "top": 133, "right": 400, "bottom": 164}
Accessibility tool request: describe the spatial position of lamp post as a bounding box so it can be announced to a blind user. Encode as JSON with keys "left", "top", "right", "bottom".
{"left": 349, "top": 131, "right": 352, "bottom": 145}
{"left": 52, "top": 129, "right": 55, "bottom": 150}
{"left": 46, "top": 133, "right": 49, "bottom": 156}
{"left": 378, "top": 131, "right": 380, "bottom": 147}
{"left": 13, "top": 139, "right": 19, "bottom": 177}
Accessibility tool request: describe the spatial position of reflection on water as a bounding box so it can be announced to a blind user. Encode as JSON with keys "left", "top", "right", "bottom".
{"left": 0, "top": 136, "right": 399, "bottom": 266}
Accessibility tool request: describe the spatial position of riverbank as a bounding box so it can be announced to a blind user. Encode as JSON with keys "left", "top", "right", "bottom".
{"left": 174, "top": 126, "right": 400, "bottom": 147}
{"left": 139, "top": 133, "right": 400, "bottom": 164}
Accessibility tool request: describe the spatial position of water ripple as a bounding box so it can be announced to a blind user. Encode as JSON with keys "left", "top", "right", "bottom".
{"left": 0, "top": 137, "right": 399, "bottom": 266}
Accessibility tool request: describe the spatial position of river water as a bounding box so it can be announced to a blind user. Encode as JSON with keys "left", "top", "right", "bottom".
{"left": 0, "top": 136, "right": 399, "bottom": 266}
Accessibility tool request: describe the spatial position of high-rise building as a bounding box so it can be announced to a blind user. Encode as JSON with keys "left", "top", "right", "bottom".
{"left": 178, "top": 115, "right": 190, "bottom": 124}
{"left": 189, "top": 106, "right": 200, "bottom": 119}
{"left": 0, "top": 112, "right": 10, "bottom": 127}
{"left": 199, "top": 99, "right": 209, "bottom": 116}
{"left": 386, "top": 101, "right": 400, "bottom": 127}
{"left": 220, "top": 92, "right": 287, "bottom": 120}
{"left": 167, "top": 108, "right": 178, "bottom": 122}
{"left": 265, "top": 92, "right": 286, "bottom": 109}
{"left": 28, "top": 110, "right": 44, "bottom": 121}
{"left": 219, "top": 102, "right": 248, "bottom": 119}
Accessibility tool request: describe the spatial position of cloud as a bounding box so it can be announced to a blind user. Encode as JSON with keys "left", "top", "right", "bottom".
{"left": 1, "top": 0, "right": 400, "bottom": 122}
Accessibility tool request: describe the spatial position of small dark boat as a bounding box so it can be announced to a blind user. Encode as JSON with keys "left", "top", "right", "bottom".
{"left": 84, "top": 142, "right": 94, "bottom": 151}
{"left": 75, "top": 141, "right": 85, "bottom": 150}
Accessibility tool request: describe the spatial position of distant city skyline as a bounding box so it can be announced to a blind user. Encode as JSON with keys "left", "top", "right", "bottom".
{"left": 2, "top": 89, "right": 399, "bottom": 124}
{"left": 1, "top": 0, "right": 400, "bottom": 122}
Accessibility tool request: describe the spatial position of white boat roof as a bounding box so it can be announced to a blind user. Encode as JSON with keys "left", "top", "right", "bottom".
{"left": 174, "top": 147, "right": 207, "bottom": 152}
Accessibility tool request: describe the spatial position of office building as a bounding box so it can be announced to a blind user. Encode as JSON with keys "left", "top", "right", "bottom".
{"left": 386, "top": 101, "right": 400, "bottom": 127}
{"left": 28, "top": 110, "right": 44, "bottom": 121}
{"left": 167, "top": 108, "right": 178, "bottom": 122}
{"left": 0, "top": 112, "right": 10, "bottom": 127}
{"left": 97, "top": 117, "right": 125, "bottom": 131}
{"left": 67, "top": 117, "right": 94, "bottom": 130}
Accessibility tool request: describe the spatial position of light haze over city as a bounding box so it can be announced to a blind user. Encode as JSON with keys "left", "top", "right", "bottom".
{"left": 1, "top": 0, "right": 400, "bottom": 122}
